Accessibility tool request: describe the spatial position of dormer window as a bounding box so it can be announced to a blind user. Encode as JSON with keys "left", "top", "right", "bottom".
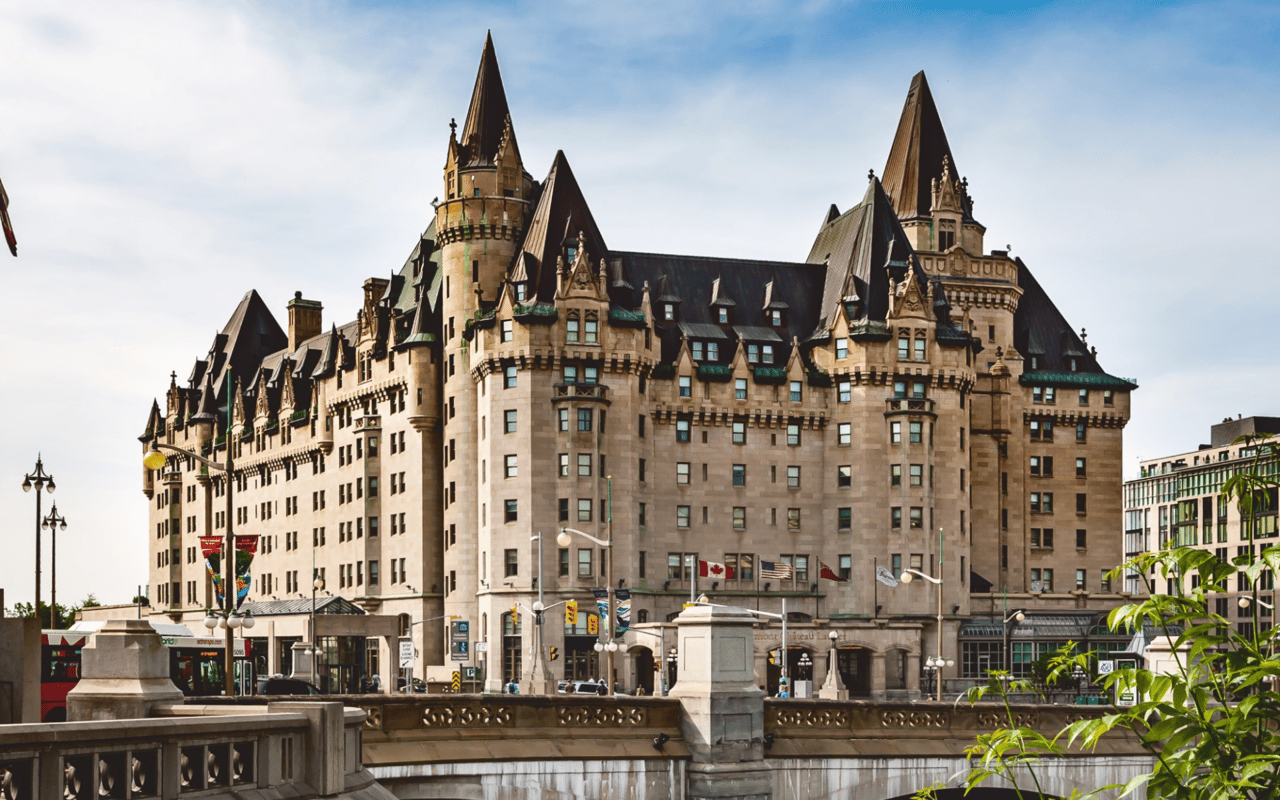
{"left": 1069, "top": 357, "right": 1078, "bottom": 372}
{"left": 514, "top": 283, "right": 528, "bottom": 303}
{"left": 769, "top": 310, "right": 783, "bottom": 327}
{"left": 566, "top": 245, "right": 578, "bottom": 264}
{"left": 717, "top": 307, "right": 730, "bottom": 325}
{"left": 762, "top": 345, "right": 774, "bottom": 364}
{"left": 747, "top": 345, "right": 759, "bottom": 363}
{"left": 663, "top": 304, "right": 675, "bottom": 321}
{"left": 707, "top": 342, "right": 719, "bottom": 361}
{"left": 938, "top": 219, "right": 956, "bottom": 250}
{"left": 1030, "top": 356, "right": 1039, "bottom": 370}
{"left": 692, "top": 341, "right": 703, "bottom": 361}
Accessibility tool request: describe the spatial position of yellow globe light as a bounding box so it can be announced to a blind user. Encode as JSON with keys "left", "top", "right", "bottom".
{"left": 143, "top": 449, "right": 167, "bottom": 470}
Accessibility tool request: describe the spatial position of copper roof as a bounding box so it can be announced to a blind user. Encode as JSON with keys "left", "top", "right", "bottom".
{"left": 880, "top": 71, "right": 976, "bottom": 224}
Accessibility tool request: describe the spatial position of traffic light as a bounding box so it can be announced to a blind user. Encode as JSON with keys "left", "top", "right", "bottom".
{"left": 549, "top": 646, "right": 559, "bottom": 662}
{"left": 565, "top": 600, "right": 578, "bottom": 626}
{"left": 511, "top": 604, "right": 519, "bottom": 626}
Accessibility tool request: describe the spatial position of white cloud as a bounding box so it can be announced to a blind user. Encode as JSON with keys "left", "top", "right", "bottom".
{"left": 1, "top": 0, "right": 1276, "bottom": 607}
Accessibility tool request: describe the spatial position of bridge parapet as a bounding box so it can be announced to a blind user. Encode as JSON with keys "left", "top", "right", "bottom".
{"left": 763, "top": 698, "right": 1145, "bottom": 758}
{"left": 0, "top": 702, "right": 391, "bottom": 799}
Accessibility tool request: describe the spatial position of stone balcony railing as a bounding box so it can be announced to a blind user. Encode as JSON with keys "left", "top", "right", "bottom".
{"left": 884, "top": 397, "right": 936, "bottom": 416}
{"left": 0, "top": 702, "right": 380, "bottom": 799}
{"left": 551, "top": 383, "right": 610, "bottom": 403}
{"left": 354, "top": 415, "right": 381, "bottom": 432}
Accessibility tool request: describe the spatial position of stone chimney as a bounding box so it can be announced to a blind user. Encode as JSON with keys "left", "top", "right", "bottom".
{"left": 287, "top": 291, "right": 323, "bottom": 352}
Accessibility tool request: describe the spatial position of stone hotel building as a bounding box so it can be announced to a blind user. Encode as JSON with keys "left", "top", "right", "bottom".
{"left": 142, "top": 35, "right": 1137, "bottom": 696}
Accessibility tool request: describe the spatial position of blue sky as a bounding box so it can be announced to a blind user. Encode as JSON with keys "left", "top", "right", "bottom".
{"left": 1, "top": 0, "right": 1277, "bottom": 607}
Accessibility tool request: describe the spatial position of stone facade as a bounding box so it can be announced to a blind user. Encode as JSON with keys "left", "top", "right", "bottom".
{"left": 142, "top": 35, "right": 1136, "bottom": 696}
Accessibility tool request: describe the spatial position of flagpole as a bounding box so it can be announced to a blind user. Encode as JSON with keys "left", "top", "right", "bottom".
{"left": 755, "top": 554, "right": 761, "bottom": 612}
{"left": 689, "top": 554, "right": 696, "bottom": 604}
{"left": 874, "top": 558, "right": 879, "bottom": 620}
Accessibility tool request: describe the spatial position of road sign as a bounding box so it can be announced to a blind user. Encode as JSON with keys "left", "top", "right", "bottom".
{"left": 462, "top": 666, "right": 482, "bottom": 681}
{"left": 450, "top": 619, "right": 470, "bottom": 662}
{"left": 398, "top": 638, "right": 414, "bottom": 668}
{"left": 475, "top": 641, "right": 488, "bottom": 653}
{"left": 450, "top": 671, "right": 460, "bottom": 692}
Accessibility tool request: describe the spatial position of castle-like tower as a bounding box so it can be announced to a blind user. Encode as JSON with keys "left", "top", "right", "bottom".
{"left": 142, "top": 37, "right": 1135, "bottom": 697}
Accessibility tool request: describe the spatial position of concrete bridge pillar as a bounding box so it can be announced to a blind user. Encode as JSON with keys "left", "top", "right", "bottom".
{"left": 870, "top": 651, "right": 887, "bottom": 699}
{"left": 66, "top": 619, "right": 184, "bottom": 721}
{"left": 671, "top": 604, "right": 772, "bottom": 800}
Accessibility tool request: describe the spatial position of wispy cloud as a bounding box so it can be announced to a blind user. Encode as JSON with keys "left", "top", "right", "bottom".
{"left": 1, "top": 0, "right": 1276, "bottom": 604}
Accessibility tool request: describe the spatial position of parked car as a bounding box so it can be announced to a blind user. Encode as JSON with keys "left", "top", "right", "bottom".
{"left": 558, "top": 680, "right": 605, "bottom": 695}
{"left": 257, "top": 677, "right": 322, "bottom": 696}
{"left": 396, "top": 677, "right": 427, "bottom": 693}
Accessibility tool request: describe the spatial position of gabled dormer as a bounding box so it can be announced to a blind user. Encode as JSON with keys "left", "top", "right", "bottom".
{"left": 654, "top": 273, "right": 681, "bottom": 324}
{"left": 762, "top": 278, "right": 789, "bottom": 329}
{"left": 709, "top": 277, "right": 736, "bottom": 326}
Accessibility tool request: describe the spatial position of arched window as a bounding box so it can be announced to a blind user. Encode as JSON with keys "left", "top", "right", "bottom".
{"left": 502, "top": 612, "right": 522, "bottom": 684}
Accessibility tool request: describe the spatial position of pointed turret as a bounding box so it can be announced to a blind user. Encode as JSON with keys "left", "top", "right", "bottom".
{"left": 460, "top": 31, "right": 515, "bottom": 168}
{"left": 517, "top": 151, "right": 608, "bottom": 303}
{"left": 881, "top": 72, "right": 973, "bottom": 221}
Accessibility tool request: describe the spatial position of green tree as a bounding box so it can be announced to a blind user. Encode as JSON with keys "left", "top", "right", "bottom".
{"left": 954, "top": 439, "right": 1280, "bottom": 800}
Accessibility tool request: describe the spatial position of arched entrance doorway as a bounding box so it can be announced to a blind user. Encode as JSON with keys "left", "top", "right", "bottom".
{"left": 766, "top": 645, "right": 815, "bottom": 696}
{"left": 836, "top": 646, "right": 872, "bottom": 695}
{"left": 631, "top": 647, "right": 654, "bottom": 694}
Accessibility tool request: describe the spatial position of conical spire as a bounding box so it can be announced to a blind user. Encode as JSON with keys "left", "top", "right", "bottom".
{"left": 517, "top": 150, "right": 608, "bottom": 302}
{"left": 880, "top": 71, "right": 975, "bottom": 223}
{"left": 460, "top": 31, "right": 515, "bottom": 167}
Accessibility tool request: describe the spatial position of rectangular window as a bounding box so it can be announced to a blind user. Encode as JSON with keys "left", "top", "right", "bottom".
{"left": 639, "top": 502, "right": 646, "bottom": 527}
{"left": 838, "top": 423, "right": 851, "bottom": 445}
{"left": 1076, "top": 422, "right": 1087, "bottom": 442}
{"left": 558, "top": 453, "right": 569, "bottom": 477}
{"left": 891, "top": 465, "right": 902, "bottom": 486}
{"left": 835, "top": 338, "right": 848, "bottom": 359}
{"left": 677, "top": 462, "right": 690, "bottom": 485}
{"left": 733, "top": 507, "right": 746, "bottom": 529}
{"left": 787, "top": 465, "right": 800, "bottom": 489}
{"left": 679, "top": 376, "right": 692, "bottom": 397}
{"left": 504, "top": 365, "right": 517, "bottom": 388}
{"left": 733, "top": 421, "right": 746, "bottom": 445}
{"left": 558, "top": 548, "right": 570, "bottom": 577}
{"left": 577, "top": 499, "right": 593, "bottom": 522}
{"left": 566, "top": 319, "right": 579, "bottom": 342}
{"left": 677, "top": 505, "right": 691, "bottom": 529}
{"left": 558, "top": 498, "right": 569, "bottom": 522}
{"left": 1076, "top": 458, "right": 1086, "bottom": 478}
{"left": 747, "top": 344, "right": 759, "bottom": 363}
{"left": 578, "top": 549, "right": 593, "bottom": 578}
{"left": 1104, "top": 390, "right": 1114, "bottom": 406}
{"left": 707, "top": 342, "right": 719, "bottom": 361}
{"left": 762, "top": 345, "right": 774, "bottom": 364}
{"left": 577, "top": 408, "right": 593, "bottom": 432}
{"left": 1076, "top": 493, "right": 1087, "bottom": 514}
{"left": 639, "top": 458, "right": 646, "bottom": 482}
{"left": 563, "top": 365, "right": 578, "bottom": 384}
{"left": 909, "top": 421, "right": 923, "bottom": 443}
{"left": 838, "top": 465, "right": 852, "bottom": 488}
{"left": 504, "top": 409, "right": 517, "bottom": 433}
{"left": 891, "top": 507, "right": 902, "bottom": 528}
{"left": 584, "top": 320, "right": 598, "bottom": 343}
{"left": 1077, "top": 529, "right": 1087, "bottom": 548}
{"left": 789, "top": 381, "right": 802, "bottom": 402}
{"left": 787, "top": 508, "right": 801, "bottom": 530}
{"left": 735, "top": 378, "right": 748, "bottom": 400}
{"left": 838, "top": 507, "right": 851, "bottom": 530}
{"left": 504, "top": 454, "right": 517, "bottom": 478}
{"left": 914, "top": 337, "right": 926, "bottom": 361}
{"left": 578, "top": 454, "right": 592, "bottom": 477}
{"left": 838, "top": 380, "right": 850, "bottom": 403}
{"left": 504, "top": 499, "right": 518, "bottom": 523}
{"left": 891, "top": 422, "right": 902, "bottom": 444}
{"left": 891, "top": 553, "right": 902, "bottom": 578}
{"left": 676, "top": 419, "right": 690, "bottom": 442}
{"left": 504, "top": 549, "right": 519, "bottom": 577}
{"left": 733, "top": 464, "right": 746, "bottom": 487}
{"left": 909, "top": 464, "right": 923, "bottom": 487}
{"left": 787, "top": 423, "right": 800, "bottom": 446}
{"left": 909, "top": 507, "right": 923, "bottom": 528}
{"left": 898, "top": 337, "right": 909, "bottom": 360}
{"left": 500, "top": 319, "right": 513, "bottom": 342}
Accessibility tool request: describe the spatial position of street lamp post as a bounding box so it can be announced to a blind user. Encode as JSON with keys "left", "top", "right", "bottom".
{"left": 1002, "top": 608, "right": 1026, "bottom": 678}
{"left": 42, "top": 504, "right": 68, "bottom": 628}
{"left": 22, "top": 455, "right": 56, "bottom": 627}
{"left": 146, "top": 437, "right": 237, "bottom": 696}
{"left": 522, "top": 532, "right": 555, "bottom": 695}
{"left": 560, "top": 493, "right": 615, "bottom": 695}
{"left": 900, "top": 567, "right": 948, "bottom": 700}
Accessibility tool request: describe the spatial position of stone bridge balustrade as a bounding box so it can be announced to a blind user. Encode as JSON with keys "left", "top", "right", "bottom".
{"left": 0, "top": 702, "right": 390, "bottom": 799}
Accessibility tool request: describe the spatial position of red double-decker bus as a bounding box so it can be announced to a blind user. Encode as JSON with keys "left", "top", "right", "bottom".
{"left": 40, "top": 624, "right": 249, "bottom": 721}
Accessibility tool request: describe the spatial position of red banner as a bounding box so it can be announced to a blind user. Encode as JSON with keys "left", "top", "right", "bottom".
{"left": 199, "top": 536, "right": 223, "bottom": 558}
{"left": 235, "top": 534, "right": 259, "bottom": 555}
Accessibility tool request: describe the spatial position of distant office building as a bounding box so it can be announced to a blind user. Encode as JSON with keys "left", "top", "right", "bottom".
{"left": 142, "top": 35, "right": 1136, "bottom": 696}
{"left": 1123, "top": 416, "right": 1280, "bottom": 628}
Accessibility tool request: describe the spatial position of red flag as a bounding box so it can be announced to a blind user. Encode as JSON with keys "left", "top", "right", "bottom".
{"left": 235, "top": 534, "right": 260, "bottom": 555}
{"left": 820, "top": 563, "right": 847, "bottom": 582}
{"left": 698, "top": 559, "right": 736, "bottom": 580}
{"left": 199, "top": 536, "right": 223, "bottom": 558}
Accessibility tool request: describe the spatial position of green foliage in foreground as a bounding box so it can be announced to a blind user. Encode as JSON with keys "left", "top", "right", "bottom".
{"left": 950, "top": 440, "right": 1280, "bottom": 800}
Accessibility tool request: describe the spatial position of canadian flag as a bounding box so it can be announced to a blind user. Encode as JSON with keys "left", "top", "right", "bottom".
{"left": 698, "top": 559, "right": 736, "bottom": 579}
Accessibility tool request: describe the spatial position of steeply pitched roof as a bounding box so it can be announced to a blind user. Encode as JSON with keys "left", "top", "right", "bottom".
{"left": 1013, "top": 257, "right": 1132, "bottom": 387}
{"left": 610, "top": 252, "right": 824, "bottom": 365}
{"left": 460, "top": 31, "right": 516, "bottom": 168}
{"left": 517, "top": 151, "right": 608, "bottom": 302}
{"left": 806, "top": 176, "right": 920, "bottom": 331}
{"left": 880, "top": 71, "right": 976, "bottom": 223}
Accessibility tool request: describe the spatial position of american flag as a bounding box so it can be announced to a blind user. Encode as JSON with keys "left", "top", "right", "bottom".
{"left": 759, "top": 560, "right": 792, "bottom": 580}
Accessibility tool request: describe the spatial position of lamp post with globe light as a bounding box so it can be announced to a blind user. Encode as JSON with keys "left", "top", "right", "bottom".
{"left": 1003, "top": 608, "right": 1027, "bottom": 679}
{"left": 22, "top": 455, "right": 56, "bottom": 627}
{"left": 900, "top": 567, "right": 950, "bottom": 700}
{"left": 560, "top": 483, "right": 614, "bottom": 695}
{"left": 146, "top": 435, "right": 238, "bottom": 696}
{"left": 42, "top": 504, "right": 67, "bottom": 629}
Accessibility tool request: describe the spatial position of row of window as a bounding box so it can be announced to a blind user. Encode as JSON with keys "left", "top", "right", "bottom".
{"left": 1029, "top": 456, "right": 1088, "bottom": 478}
{"left": 1031, "top": 387, "right": 1116, "bottom": 406}
{"left": 1029, "top": 528, "right": 1090, "bottom": 549}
